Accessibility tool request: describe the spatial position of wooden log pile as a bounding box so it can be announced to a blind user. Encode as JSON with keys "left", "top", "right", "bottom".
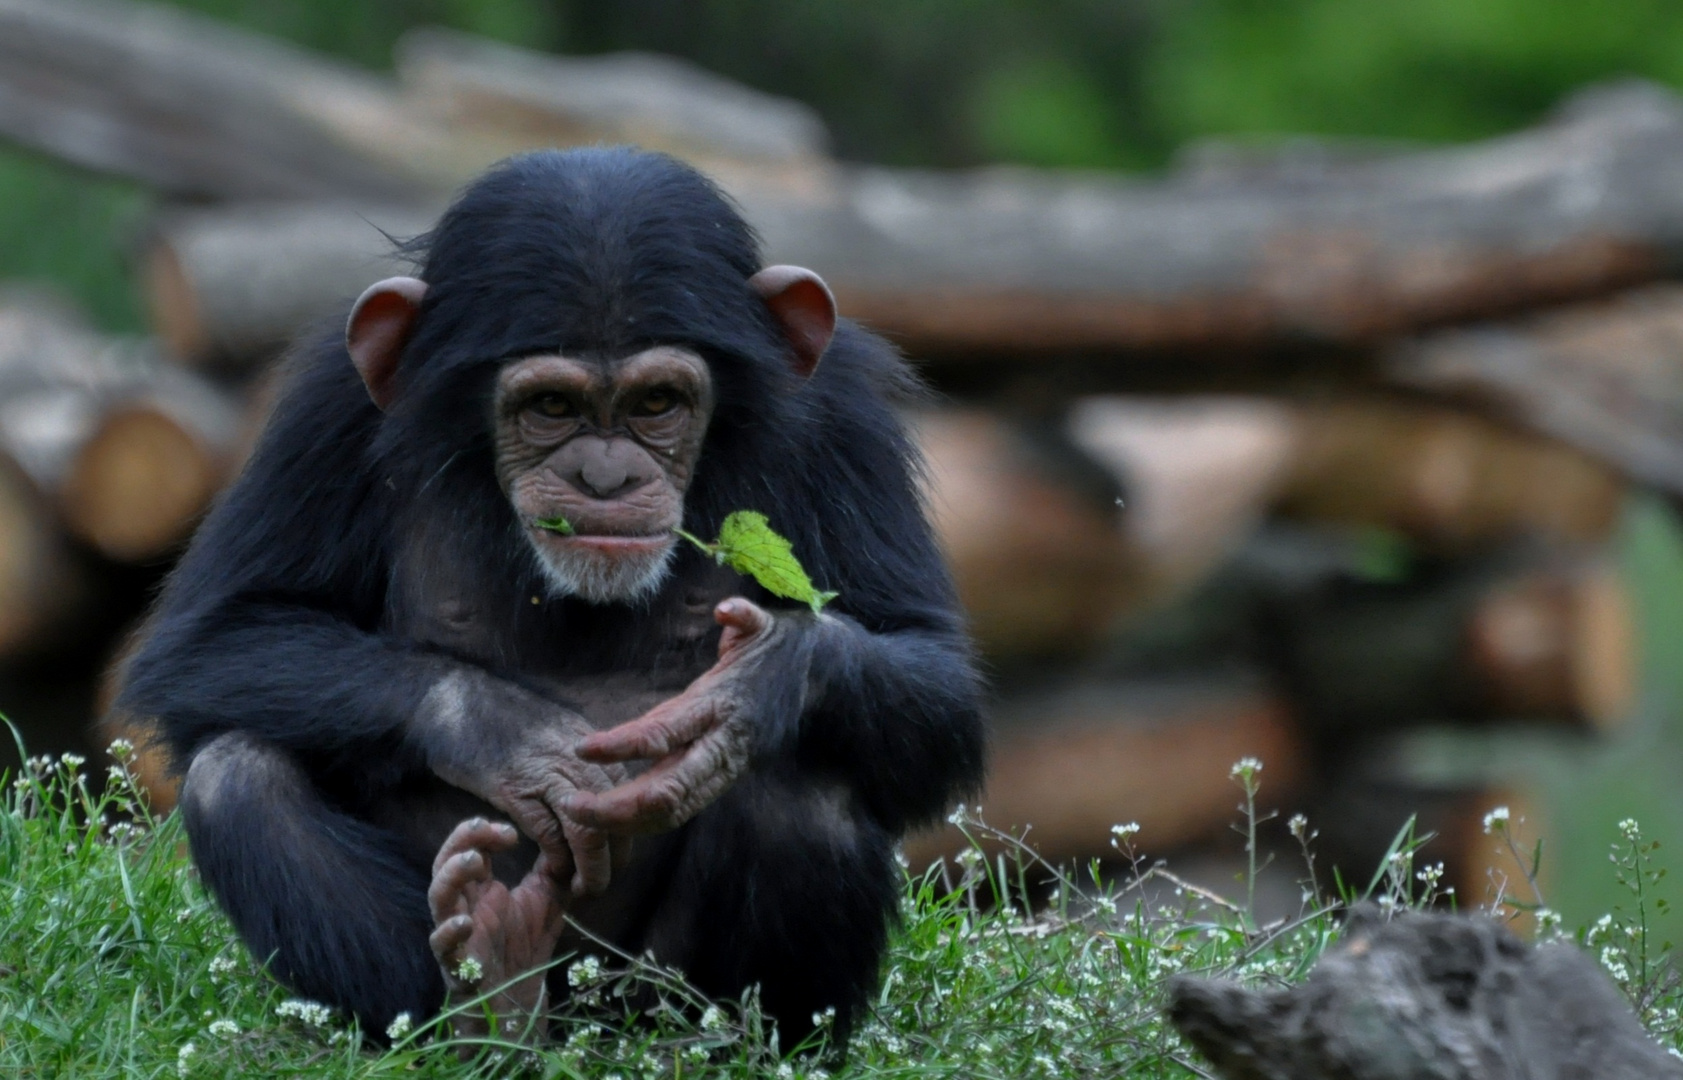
{"left": 2, "top": 0, "right": 1681, "bottom": 896}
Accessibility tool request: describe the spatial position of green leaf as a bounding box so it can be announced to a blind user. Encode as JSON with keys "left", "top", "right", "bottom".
{"left": 678, "top": 511, "right": 837, "bottom": 613}
{"left": 531, "top": 515, "right": 575, "bottom": 535}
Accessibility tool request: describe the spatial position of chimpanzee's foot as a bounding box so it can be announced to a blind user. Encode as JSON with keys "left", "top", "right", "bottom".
{"left": 427, "top": 817, "right": 570, "bottom": 1042}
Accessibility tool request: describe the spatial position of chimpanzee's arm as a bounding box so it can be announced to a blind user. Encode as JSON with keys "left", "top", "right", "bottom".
{"left": 129, "top": 601, "right": 566, "bottom": 782}
{"left": 793, "top": 613, "right": 984, "bottom": 831}
{"left": 124, "top": 600, "right": 626, "bottom": 893}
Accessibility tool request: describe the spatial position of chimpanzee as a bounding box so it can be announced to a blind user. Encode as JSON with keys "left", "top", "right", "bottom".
{"left": 120, "top": 148, "right": 985, "bottom": 1043}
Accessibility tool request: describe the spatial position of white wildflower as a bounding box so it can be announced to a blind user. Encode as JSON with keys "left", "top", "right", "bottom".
{"left": 208, "top": 955, "right": 238, "bottom": 978}
{"left": 176, "top": 1042, "right": 197, "bottom": 1077}
{"left": 1620, "top": 818, "right": 1642, "bottom": 842}
{"left": 452, "top": 956, "right": 484, "bottom": 984}
{"left": 276, "top": 998, "right": 333, "bottom": 1027}
{"left": 59, "top": 753, "right": 85, "bottom": 770}
{"left": 567, "top": 955, "right": 602, "bottom": 987}
{"left": 1288, "top": 813, "right": 1309, "bottom": 839}
{"left": 1482, "top": 806, "right": 1510, "bottom": 834}
{"left": 700, "top": 1005, "right": 727, "bottom": 1032}
{"left": 1229, "top": 757, "right": 1262, "bottom": 780}
{"left": 1048, "top": 997, "right": 1082, "bottom": 1020}
{"left": 385, "top": 1012, "right": 413, "bottom": 1041}
{"left": 207, "top": 1019, "right": 239, "bottom": 1037}
{"left": 946, "top": 803, "right": 967, "bottom": 826}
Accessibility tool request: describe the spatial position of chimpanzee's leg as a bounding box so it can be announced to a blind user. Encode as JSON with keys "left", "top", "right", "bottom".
{"left": 179, "top": 732, "right": 441, "bottom": 1032}
{"left": 636, "top": 768, "right": 899, "bottom": 1046}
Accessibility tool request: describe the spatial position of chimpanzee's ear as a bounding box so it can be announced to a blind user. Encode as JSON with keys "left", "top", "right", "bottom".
{"left": 748, "top": 265, "right": 836, "bottom": 379}
{"left": 346, "top": 277, "right": 428, "bottom": 411}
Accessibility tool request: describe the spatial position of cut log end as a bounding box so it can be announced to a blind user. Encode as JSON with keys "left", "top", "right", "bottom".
{"left": 1280, "top": 399, "right": 1627, "bottom": 551}
{"left": 144, "top": 241, "right": 206, "bottom": 364}
{"left": 1464, "top": 561, "right": 1637, "bottom": 732}
{"left": 62, "top": 406, "right": 224, "bottom": 562}
{"left": 905, "top": 683, "right": 1304, "bottom": 868}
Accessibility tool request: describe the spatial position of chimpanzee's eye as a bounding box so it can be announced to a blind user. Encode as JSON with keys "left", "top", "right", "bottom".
{"left": 530, "top": 394, "right": 575, "bottom": 418}
{"left": 633, "top": 390, "right": 676, "bottom": 416}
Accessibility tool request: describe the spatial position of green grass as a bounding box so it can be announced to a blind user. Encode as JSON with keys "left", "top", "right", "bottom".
{"left": 2, "top": 746, "right": 1679, "bottom": 1078}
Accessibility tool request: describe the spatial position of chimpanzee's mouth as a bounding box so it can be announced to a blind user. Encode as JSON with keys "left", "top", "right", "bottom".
{"left": 554, "top": 533, "right": 671, "bottom": 554}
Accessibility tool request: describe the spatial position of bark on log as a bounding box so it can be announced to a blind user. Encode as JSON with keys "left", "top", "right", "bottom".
{"left": 145, "top": 203, "right": 438, "bottom": 369}
{"left": 1277, "top": 397, "right": 1625, "bottom": 553}
{"left": 902, "top": 680, "right": 1305, "bottom": 867}
{"left": 0, "top": 294, "right": 244, "bottom": 560}
{"left": 394, "top": 28, "right": 829, "bottom": 170}
{"left": 753, "top": 80, "right": 1683, "bottom": 355}
{"left": 0, "top": 0, "right": 834, "bottom": 207}
{"left": 1388, "top": 282, "right": 1683, "bottom": 497}
{"left": 0, "top": 0, "right": 464, "bottom": 200}
{"left": 135, "top": 80, "right": 1683, "bottom": 367}
{"left": 1169, "top": 906, "right": 1681, "bottom": 1080}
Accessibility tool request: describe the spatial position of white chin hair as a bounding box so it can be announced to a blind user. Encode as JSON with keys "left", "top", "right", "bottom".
{"left": 529, "top": 537, "right": 676, "bottom": 606}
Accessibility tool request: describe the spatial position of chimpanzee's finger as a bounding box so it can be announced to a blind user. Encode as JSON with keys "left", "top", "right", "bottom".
{"left": 515, "top": 852, "right": 572, "bottom": 939}
{"left": 504, "top": 794, "right": 574, "bottom": 872}
{"left": 429, "top": 914, "right": 475, "bottom": 975}
{"left": 428, "top": 849, "right": 493, "bottom": 924}
{"left": 431, "top": 817, "right": 519, "bottom": 877}
{"left": 714, "top": 598, "right": 772, "bottom": 658}
{"left": 561, "top": 818, "right": 614, "bottom": 897}
{"left": 575, "top": 694, "right": 719, "bottom": 764}
{"left": 563, "top": 735, "right": 736, "bottom": 834}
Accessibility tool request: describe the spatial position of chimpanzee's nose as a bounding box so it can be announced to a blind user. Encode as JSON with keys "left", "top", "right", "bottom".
{"left": 571, "top": 437, "right": 655, "bottom": 499}
{"left": 578, "top": 456, "right": 631, "bottom": 498}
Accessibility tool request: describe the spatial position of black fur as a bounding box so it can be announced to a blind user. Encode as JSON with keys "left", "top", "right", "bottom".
{"left": 122, "top": 148, "right": 985, "bottom": 1041}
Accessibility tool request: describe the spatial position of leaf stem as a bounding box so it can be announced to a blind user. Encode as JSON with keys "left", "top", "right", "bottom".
{"left": 672, "top": 527, "right": 714, "bottom": 555}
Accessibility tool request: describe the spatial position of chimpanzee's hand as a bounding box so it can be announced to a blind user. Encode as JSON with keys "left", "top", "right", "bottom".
{"left": 428, "top": 818, "right": 568, "bottom": 1044}
{"left": 474, "top": 723, "right": 628, "bottom": 897}
{"left": 562, "top": 598, "right": 785, "bottom": 834}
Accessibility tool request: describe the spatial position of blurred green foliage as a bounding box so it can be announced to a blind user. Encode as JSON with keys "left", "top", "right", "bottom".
{"left": 16, "top": 0, "right": 1683, "bottom": 325}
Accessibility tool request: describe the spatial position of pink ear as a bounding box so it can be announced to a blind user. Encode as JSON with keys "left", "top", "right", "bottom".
{"left": 748, "top": 265, "right": 836, "bottom": 379}
{"left": 346, "top": 277, "right": 428, "bottom": 411}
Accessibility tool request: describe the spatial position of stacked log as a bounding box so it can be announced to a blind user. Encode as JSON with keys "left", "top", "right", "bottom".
{"left": 0, "top": 294, "right": 244, "bottom": 562}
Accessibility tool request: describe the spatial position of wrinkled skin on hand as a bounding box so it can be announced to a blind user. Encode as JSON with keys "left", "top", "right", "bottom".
{"left": 475, "top": 721, "right": 629, "bottom": 897}
{"left": 564, "top": 597, "right": 785, "bottom": 835}
{"left": 428, "top": 818, "right": 569, "bottom": 1044}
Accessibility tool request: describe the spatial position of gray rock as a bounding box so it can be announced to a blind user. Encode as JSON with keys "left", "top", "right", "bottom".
{"left": 1167, "top": 906, "right": 1682, "bottom": 1080}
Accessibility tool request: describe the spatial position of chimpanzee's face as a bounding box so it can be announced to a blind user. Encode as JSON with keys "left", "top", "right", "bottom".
{"left": 492, "top": 346, "right": 715, "bottom": 604}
